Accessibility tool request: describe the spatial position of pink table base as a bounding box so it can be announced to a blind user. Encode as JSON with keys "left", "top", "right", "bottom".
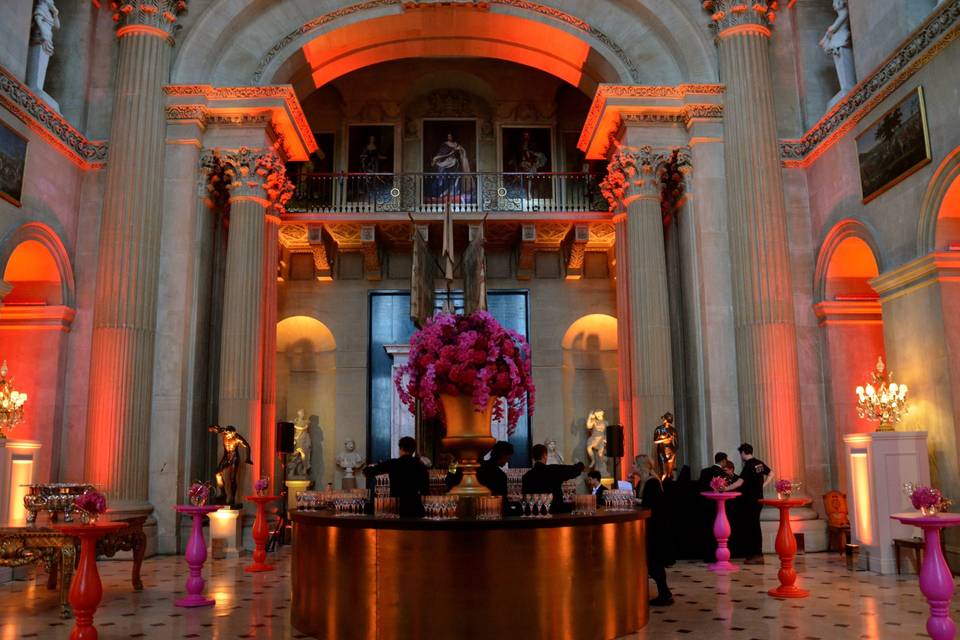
{"left": 174, "top": 504, "right": 223, "bottom": 608}
{"left": 759, "top": 498, "right": 812, "bottom": 599}
{"left": 892, "top": 512, "right": 960, "bottom": 640}
{"left": 701, "top": 491, "right": 740, "bottom": 573}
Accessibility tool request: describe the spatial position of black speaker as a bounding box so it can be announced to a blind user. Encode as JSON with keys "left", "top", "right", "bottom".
{"left": 606, "top": 424, "right": 625, "bottom": 458}
{"left": 276, "top": 421, "right": 295, "bottom": 454}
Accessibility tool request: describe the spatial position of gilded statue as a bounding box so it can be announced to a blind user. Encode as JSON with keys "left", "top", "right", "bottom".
{"left": 288, "top": 409, "right": 312, "bottom": 479}
{"left": 585, "top": 410, "right": 608, "bottom": 477}
{"left": 653, "top": 412, "right": 679, "bottom": 481}
{"left": 208, "top": 424, "right": 253, "bottom": 508}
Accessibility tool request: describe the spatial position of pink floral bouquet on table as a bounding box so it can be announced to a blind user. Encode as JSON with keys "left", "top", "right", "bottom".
{"left": 395, "top": 311, "right": 535, "bottom": 434}
{"left": 709, "top": 476, "right": 727, "bottom": 493}
{"left": 74, "top": 490, "right": 107, "bottom": 524}
{"left": 254, "top": 477, "right": 269, "bottom": 496}
{"left": 775, "top": 479, "right": 793, "bottom": 498}
{"left": 189, "top": 481, "right": 210, "bottom": 506}
{"left": 909, "top": 485, "right": 951, "bottom": 515}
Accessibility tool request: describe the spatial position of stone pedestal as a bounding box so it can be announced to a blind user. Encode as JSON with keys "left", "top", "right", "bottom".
{"left": 0, "top": 439, "right": 40, "bottom": 526}
{"left": 285, "top": 479, "right": 310, "bottom": 511}
{"left": 843, "top": 431, "right": 931, "bottom": 574}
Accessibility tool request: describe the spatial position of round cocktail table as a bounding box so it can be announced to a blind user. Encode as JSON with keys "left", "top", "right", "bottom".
{"left": 702, "top": 491, "right": 740, "bottom": 573}
{"left": 174, "top": 504, "right": 222, "bottom": 607}
{"left": 759, "top": 497, "right": 812, "bottom": 599}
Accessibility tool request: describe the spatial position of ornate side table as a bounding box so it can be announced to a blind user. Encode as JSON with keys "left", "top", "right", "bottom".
{"left": 174, "top": 504, "right": 221, "bottom": 607}
{"left": 0, "top": 526, "right": 75, "bottom": 617}
{"left": 701, "top": 491, "right": 740, "bottom": 573}
{"left": 759, "top": 497, "right": 812, "bottom": 599}
{"left": 891, "top": 512, "right": 960, "bottom": 640}
{"left": 244, "top": 495, "right": 278, "bottom": 572}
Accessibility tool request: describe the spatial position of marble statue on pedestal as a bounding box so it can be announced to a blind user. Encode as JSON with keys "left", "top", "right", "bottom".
{"left": 653, "top": 412, "right": 679, "bottom": 481}
{"left": 544, "top": 439, "right": 564, "bottom": 465}
{"left": 336, "top": 439, "right": 365, "bottom": 489}
{"left": 288, "top": 409, "right": 312, "bottom": 479}
{"left": 820, "top": 0, "right": 857, "bottom": 109}
{"left": 585, "top": 410, "right": 608, "bottom": 477}
{"left": 25, "top": 0, "right": 60, "bottom": 108}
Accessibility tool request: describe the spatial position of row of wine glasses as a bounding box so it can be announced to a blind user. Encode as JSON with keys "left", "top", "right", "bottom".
{"left": 572, "top": 494, "right": 597, "bottom": 515}
{"left": 521, "top": 494, "right": 552, "bottom": 517}
{"left": 604, "top": 490, "right": 636, "bottom": 512}
{"left": 374, "top": 496, "right": 399, "bottom": 518}
{"left": 332, "top": 490, "right": 367, "bottom": 516}
{"left": 477, "top": 496, "right": 503, "bottom": 520}
{"left": 295, "top": 491, "right": 326, "bottom": 511}
{"left": 423, "top": 495, "right": 459, "bottom": 519}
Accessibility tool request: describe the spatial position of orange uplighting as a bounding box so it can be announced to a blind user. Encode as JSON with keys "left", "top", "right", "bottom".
{"left": 850, "top": 451, "right": 873, "bottom": 545}
{"left": 935, "top": 176, "right": 960, "bottom": 249}
{"left": 825, "top": 236, "right": 880, "bottom": 300}
{"left": 301, "top": 11, "right": 592, "bottom": 92}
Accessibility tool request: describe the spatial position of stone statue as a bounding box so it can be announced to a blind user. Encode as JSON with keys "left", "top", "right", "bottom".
{"left": 26, "top": 0, "right": 60, "bottom": 96}
{"left": 820, "top": 0, "right": 856, "bottom": 109}
{"left": 653, "top": 412, "right": 679, "bottom": 481}
{"left": 208, "top": 424, "right": 252, "bottom": 508}
{"left": 336, "top": 439, "right": 365, "bottom": 489}
{"left": 544, "top": 439, "right": 564, "bottom": 465}
{"left": 288, "top": 409, "right": 312, "bottom": 479}
{"left": 585, "top": 410, "right": 608, "bottom": 476}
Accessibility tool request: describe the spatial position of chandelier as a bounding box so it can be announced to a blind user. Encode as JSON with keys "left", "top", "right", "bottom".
{"left": 855, "top": 357, "right": 907, "bottom": 432}
{"left": 0, "top": 360, "right": 27, "bottom": 438}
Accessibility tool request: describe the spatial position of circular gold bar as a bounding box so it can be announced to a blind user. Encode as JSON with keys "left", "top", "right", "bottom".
{"left": 292, "top": 511, "right": 650, "bottom": 640}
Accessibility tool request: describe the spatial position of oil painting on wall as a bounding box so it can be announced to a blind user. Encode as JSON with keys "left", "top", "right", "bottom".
{"left": 0, "top": 121, "right": 27, "bottom": 207}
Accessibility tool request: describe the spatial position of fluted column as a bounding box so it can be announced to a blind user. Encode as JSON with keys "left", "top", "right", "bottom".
{"left": 260, "top": 215, "right": 279, "bottom": 485}
{"left": 84, "top": 1, "right": 187, "bottom": 513}
{"left": 707, "top": 1, "right": 805, "bottom": 481}
{"left": 613, "top": 215, "right": 635, "bottom": 476}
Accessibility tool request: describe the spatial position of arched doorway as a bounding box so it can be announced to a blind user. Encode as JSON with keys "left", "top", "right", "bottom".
{"left": 560, "top": 313, "right": 618, "bottom": 473}
{"left": 813, "top": 220, "right": 884, "bottom": 490}
{"left": 0, "top": 222, "right": 76, "bottom": 482}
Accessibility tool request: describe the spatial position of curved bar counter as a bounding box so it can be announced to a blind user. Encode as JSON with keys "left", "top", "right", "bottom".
{"left": 292, "top": 510, "right": 650, "bottom": 640}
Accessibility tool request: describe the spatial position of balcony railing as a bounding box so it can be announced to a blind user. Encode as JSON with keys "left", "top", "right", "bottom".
{"left": 285, "top": 171, "right": 607, "bottom": 214}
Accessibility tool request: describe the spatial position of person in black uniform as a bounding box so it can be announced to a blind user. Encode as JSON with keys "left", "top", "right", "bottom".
{"left": 363, "top": 436, "right": 430, "bottom": 518}
{"left": 521, "top": 444, "right": 584, "bottom": 513}
{"left": 476, "top": 441, "right": 514, "bottom": 497}
{"left": 586, "top": 470, "right": 607, "bottom": 506}
{"left": 636, "top": 453, "right": 673, "bottom": 606}
{"left": 698, "top": 452, "right": 728, "bottom": 489}
{"left": 733, "top": 442, "right": 772, "bottom": 564}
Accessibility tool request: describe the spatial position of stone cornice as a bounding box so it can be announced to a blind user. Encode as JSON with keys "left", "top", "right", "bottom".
{"left": 812, "top": 300, "right": 883, "bottom": 326}
{"left": 251, "top": 0, "right": 641, "bottom": 84}
{"left": 0, "top": 305, "right": 76, "bottom": 331}
{"left": 112, "top": 0, "right": 188, "bottom": 43}
{"left": 0, "top": 65, "right": 107, "bottom": 169}
{"left": 780, "top": 0, "right": 960, "bottom": 168}
{"left": 870, "top": 251, "right": 960, "bottom": 302}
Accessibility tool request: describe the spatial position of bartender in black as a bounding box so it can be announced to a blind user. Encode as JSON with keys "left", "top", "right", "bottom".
{"left": 522, "top": 444, "right": 585, "bottom": 513}
{"left": 364, "top": 436, "right": 430, "bottom": 518}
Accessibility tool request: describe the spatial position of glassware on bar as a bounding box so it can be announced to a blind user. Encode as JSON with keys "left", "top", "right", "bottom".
{"left": 572, "top": 494, "right": 597, "bottom": 515}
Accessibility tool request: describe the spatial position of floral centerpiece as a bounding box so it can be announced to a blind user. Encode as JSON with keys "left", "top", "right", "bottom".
{"left": 74, "top": 490, "right": 107, "bottom": 525}
{"left": 709, "top": 476, "right": 727, "bottom": 493}
{"left": 254, "top": 477, "right": 269, "bottom": 497}
{"left": 775, "top": 479, "right": 794, "bottom": 499}
{"left": 189, "top": 481, "right": 210, "bottom": 506}
{"left": 910, "top": 485, "right": 952, "bottom": 516}
{"left": 395, "top": 311, "right": 535, "bottom": 434}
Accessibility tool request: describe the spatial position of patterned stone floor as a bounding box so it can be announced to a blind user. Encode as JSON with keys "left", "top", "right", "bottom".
{"left": 0, "top": 549, "right": 956, "bottom": 639}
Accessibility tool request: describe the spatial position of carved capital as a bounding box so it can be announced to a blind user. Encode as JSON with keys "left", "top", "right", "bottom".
{"left": 702, "top": 1, "right": 776, "bottom": 36}
{"left": 199, "top": 150, "right": 230, "bottom": 209}
{"left": 219, "top": 146, "right": 294, "bottom": 214}
{"left": 599, "top": 144, "right": 672, "bottom": 211}
{"left": 112, "top": 1, "right": 188, "bottom": 42}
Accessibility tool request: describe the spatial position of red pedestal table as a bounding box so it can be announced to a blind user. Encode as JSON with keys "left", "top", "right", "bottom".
{"left": 891, "top": 512, "right": 960, "bottom": 640}
{"left": 244, "top": 495, "right": 278, "bottom": 572}
{"left": 53, "top": 521, "right": 127, "bottom": 640}
{"left": 759, "top": 497, "right": 811, "bottom": 599}
{"left": 702, "top": 491, "right": 740, "bottom": 573}
{"left": 174, "top": 504, "right": 223, "bottom": 607}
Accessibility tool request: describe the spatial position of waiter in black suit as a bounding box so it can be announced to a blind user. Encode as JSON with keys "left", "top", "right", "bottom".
{"left": 522, "top": 444, "right": 585, "bottom": 513}
{"left": 698, "top": 452, "right": 729, "bottom": 490}
{"left": 364, "top": 436, "right": 430, "bottom": 518}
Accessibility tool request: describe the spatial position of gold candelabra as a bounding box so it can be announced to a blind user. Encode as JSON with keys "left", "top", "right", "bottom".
{"left": 855, "top": 357, "right": 907, "bottom": 432}
{"left": 0, "top": 360, "right": 27, "bottom": 438}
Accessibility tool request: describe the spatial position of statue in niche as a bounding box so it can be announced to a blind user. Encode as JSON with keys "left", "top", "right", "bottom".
{"left": 288, "top": 409, "right": 312, "bottom": 479}
{"left": 544, "top": 439, "right": 564, "bottom": 465}
{"left": 208, "top": 424, "right": 253, "bottom": 508}
{"left": 653, "top": 412, "right": 679, "bottom": 481}
{"left": 336, "top": 439, "right": 366, "bottom": 489}
{"left": 26, "top": 0, "right": 60, "bottom": 95}
{"left": 820, "top": 0, "right": 856, "bottom": 110}
{"left": 584, "top": 410, "right": 608, "bottom": 476}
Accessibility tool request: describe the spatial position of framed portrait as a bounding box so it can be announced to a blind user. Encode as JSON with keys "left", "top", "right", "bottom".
{"left": 856, "top": 86, "right": 931, "bottom": 203}
{"left": 500, "top": 126, "right": 553, "bottom": 200}
{"left": 422, "top": 119, "right": 477, "bottom": 205}
{"left": 347, "top": 124, "right": 395, "bottom": 174}
{"left": 0, "top": 120, "right": 27, "bottom": 207}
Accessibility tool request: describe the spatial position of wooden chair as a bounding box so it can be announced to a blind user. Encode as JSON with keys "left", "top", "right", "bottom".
{"left": 823, "top": 490, "right": 851, "bottom": 555}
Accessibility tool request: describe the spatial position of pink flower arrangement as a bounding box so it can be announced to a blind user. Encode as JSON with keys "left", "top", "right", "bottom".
{"left": 395, "top": 311, "right": 535, "bottom": 434}
{"left": 189, "top": 481, "right": 210, "bottom": 506}
{"left": 775, "top": 479, "right": 793, "bottom": 494}
{"left": 254, "top": 477, "right": 269, "bottom": 495}
{"left": 75, "top": 490, "right": 107, "bottom": 517}
{"left": 709, "top": 476, "right": 727, "bottom": 493}
{"left": 910, "top": 485, "right": 943, "bottom": 510}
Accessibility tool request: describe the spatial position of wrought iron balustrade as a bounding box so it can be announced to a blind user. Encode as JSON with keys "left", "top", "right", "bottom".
{"left": 286, "top": 171, "right": 607, "bottom": 214}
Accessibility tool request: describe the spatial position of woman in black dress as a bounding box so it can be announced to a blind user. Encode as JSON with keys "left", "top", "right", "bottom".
{"left": 634, "top": 454, "right": 673, "bottom": 606}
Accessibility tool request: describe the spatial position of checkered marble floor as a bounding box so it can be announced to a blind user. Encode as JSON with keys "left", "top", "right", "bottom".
{"left": 0, "top": 550, "right": 956, "bottom": 639}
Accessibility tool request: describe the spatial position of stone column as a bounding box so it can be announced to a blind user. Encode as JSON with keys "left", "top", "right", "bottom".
{"left": 612, "top": 214, "right": 635, "bottom": 476}
{"left": 218, "top": 148, "right": 291, "bottom": 488}
{"left": 260, "top": 214, "right": 280, "bottom": 485}
{"left": 84, "top": 1, "right": 187, "bottom": 517}
{"left": 706, "top": 1, "right": 805, "bottom": 481}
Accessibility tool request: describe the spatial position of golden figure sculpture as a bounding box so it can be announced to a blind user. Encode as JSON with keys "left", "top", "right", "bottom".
{"left": 208, "top": 424, "right": 252, "bottom": 507}
{"left": 652, "top": 412, "right": 679, "bottom": 481}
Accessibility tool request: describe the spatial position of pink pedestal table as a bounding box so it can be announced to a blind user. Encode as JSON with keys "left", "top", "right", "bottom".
{"left": 244, "top": 495, "right": 278, "bottom": 572}
{"left": 53, "top": 521, "right": 127, "bottom": 640}
{"left": 701, "top": 490, "right": 740, "bottom": 573}
{"left": 759, "top": 497, "right": 812, "bottom": 599}
{"left": 174, "top": 504, "right": 223, "bottom": 607}
{"left": 891, "top": 512, "right": 960, "bottom": 640}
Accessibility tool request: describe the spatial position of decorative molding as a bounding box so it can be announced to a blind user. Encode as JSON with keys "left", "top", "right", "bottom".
{"left": 218, "top": 145, "right": 294, "bottom": 213}
{"left": 565, "top": 224, "right": 588, "bottom": 279}
{"left": 587, "top": 222, "right": 616, "bottom": 249}
{"left": 361, "top": 225, "right": 381, "bottom": 280}
{"left": 311, "top": 245, "right": 332, "bottom": 280}
{"left": 780, "top": 1, "right": 960, "bottom": 168}
{"left": 619, "top": 103, "right": 723, "bottom": 128}
{"left": 870, "top": 251, "right": 960, "bottom": 303}
{"left": 599, "top": 143, "right": 674, "bottom": 211}
{"left": 252, "top": 0, "right": 641, "bottom": 83}
{"left": 0, "top": 305, "right": 76, "bottom": 332}
{"left": 701, "top": 1, "right": 777, "bottom": 35}
{"left": 278, "top": 223, "right": 310, "bottom": 249}
{"left": 0, "top": 65, "right": 107, "bottom": 169}
{"left": 325, "top": 222, "right": 363, "bottom": 249}
{"left": 111, "top": 0, "right": 188, "bottom": 42}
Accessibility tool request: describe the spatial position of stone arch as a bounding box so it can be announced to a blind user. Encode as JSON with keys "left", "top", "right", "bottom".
{"left": 917, "top": 145, "right": 960, "bottom": 255}
{"left": 814, "top": 218, "right": 885, "bottom": 303}
{"left": 0, "top": 221, "right": 76, "bottom": 309}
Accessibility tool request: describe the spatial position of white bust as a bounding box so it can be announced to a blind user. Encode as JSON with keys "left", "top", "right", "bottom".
{"left": 544, "top": 439, "right": 564, "bottom": 465}
{"left": 336, "top": 439, "right": 365, "bottom": 478}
